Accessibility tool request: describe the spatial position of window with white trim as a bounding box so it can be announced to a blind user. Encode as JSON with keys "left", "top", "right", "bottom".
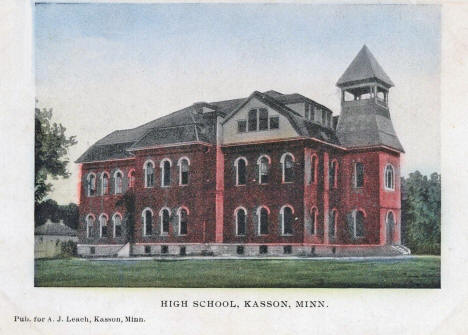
{"left": 144, "top": 161, "right": 155, "bottom": 188}
{"left": 178, "top": 208, "right": 188, "bottom": 235}
{"left": 160, "top": 208, "right": 170, "bottom": 235}
{"left": 99, "top": 214, "right": 108, "bottom": 238}
{"left": 178, "top": 158, "right": 190, "bottom": 185}
{"left": 353, "top": 210, "right": 365, "bottom": 238}
{"left": 385, "top": 164, "right": 395, "bottom": 190}
{"left": 128, "top": 170, "right": 136, "bottom": 188}
{"left": 101, "top": 173, "right": 109, "bottom": 195}
{"left": 143, "top": 208, "right": 153, "bottom": 236}
{"left": 280, "top": 206, "right": 294, "bottom": 235}
{"left": 311, "top": 208, "right": 317, "bottom": 235}
{"left": 257, "top": 155, "right": 270, "bottom": 184}
{"left": 87, "top": 173, "right": 96, "bottom": 197}
{"left": 86, "top": 215, "right": 95, "bottom": 238}
{"left": 281, "top": 153, "right": 295, "bottom": 183}
{"left": 329, "top": 160, "right": 338, "bottom": 188}
{"left": 113, "top": 213, "right": 122, "bottom": 238}
{"left": 235, "top": 157, "right": 247, "bottom": 186}
{"left": 353, "top": 162, "right": 364, "bottom": 188}
{"left": 161, "top": 159, "right": 171, "bottom": 187}
{"left": 235, "top": 207, "right": 247, "bottom": 236}
{"left": 114, "top": 170, "right": 123, "bottom": 194}
{"left": 258, "top": 207, "right": 269, "bottom": 235}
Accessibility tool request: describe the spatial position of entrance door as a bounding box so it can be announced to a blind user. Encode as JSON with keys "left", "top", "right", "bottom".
{"left": 386, "top": 212, "right": 395, "bottom": 245}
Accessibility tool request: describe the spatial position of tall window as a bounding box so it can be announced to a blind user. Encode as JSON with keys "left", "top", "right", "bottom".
{"left": 101, "top": 173, "right": 109, "bottom": 195}
{"left": 386, "top": 211, "right": 395, "bottom": 244}
{"left": 178, "top": 208, "right": 188, "bottom": 235}
{"left": 311, "top": 208, "right": 317, "bottom": 235}
{"left": 329, "top": 160, "right": 338, "bottom": 188}
{"left": 236, "top": 207, "right": 247, "bottom": 235}
{"left": 160, "top": 208, "right": 170, "bottom": 235}
{"left": 248, "top": 109, "right": 258, "bottom": 131}
{"left": 259, "top": 108, "right": 268, "bottom": 130}
{"left": 235, "top": 157, "right": 247, "bottom": 185}
{"left": 178, "top": 157, "right": 190, "bottom": 185}
{"left": 281, "top": 153, "right": 295, "bottom": 183}
{"left": 329, "top": 210, "right": 337, "bottom": 238}
{"left": 113, "top": 213, "right": 122, "bottom": 238}
{"left": 86, "top": 215, "right": 95, "bottom": 238}
{"left": 144, "top": 161, "right": 155, "bottom": 188}
{"left": 257, "top": 155, "right": 270, "bottom": 184}
{"left": 87, "top": 173, "right": 96, "bottom": 196}
{"left": 99, "top": 214, "right": 108, "bottom": 238}
{"left": 311, "top": 155, "right": 318, "bottom": 184}
{"left": 143, "top": 208, "right": 153, "bottom": 236}
{"left": 353, "top": 210, "right": 365, "bottom": 238}
{"left": 258, "top": 207, "right": 269, "bottom": 235}
{"left": 354, "top": 162, "right": 364, "bottom": 188}
{"left": 128, "top": 170, "right": 136, "bottom": 188}
{"left": 161, "top": 159, "right": 171, "bottom": 187}
{"left": 385, "top": 164, "right": 395, "bottom": 190}
{"left": 281, "top": 206, "right": 294, "bottom": 235}
{"left": 114, "top": 171, "right": 123, "bottom": 194}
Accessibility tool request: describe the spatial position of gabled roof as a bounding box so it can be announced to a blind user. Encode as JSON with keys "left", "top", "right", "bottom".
{"left": 337, "top": 45, "right": 394, "bottom": 88}
{"left": 77, "top": 90, "right": 338, "bottom": 163}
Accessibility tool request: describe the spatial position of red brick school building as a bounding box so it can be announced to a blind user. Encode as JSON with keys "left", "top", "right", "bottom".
{"left": 76, "top": 46, "right": 408, "bottom": 257}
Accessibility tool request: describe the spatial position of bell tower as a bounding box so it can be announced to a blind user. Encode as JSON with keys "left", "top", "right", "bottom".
{"left": 335, "top": 45, "right": 404, "bottom": 152}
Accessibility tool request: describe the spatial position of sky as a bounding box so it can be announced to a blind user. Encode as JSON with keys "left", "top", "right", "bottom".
{"left": 34, "top": 3, "right": 441, "bottom": 205}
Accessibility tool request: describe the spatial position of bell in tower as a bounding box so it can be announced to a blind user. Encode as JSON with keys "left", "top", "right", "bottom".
{"left": 335, "top": 45, "right": 404, "bottom": 152}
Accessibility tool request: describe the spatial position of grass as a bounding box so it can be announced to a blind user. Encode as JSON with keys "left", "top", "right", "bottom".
{"left": 34, "top": 256, "right": 440, "bottom": 288}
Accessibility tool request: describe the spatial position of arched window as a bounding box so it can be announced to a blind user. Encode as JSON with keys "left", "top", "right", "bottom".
{"left": 161, "top": 159, "right": 172, "bottom": 187}
{"left": 281, "top": 153, "right": 295, "bottom": 183}
{"left": 114, "top": 170, "right": 123, "bottom": 194}
{"left": 87, "top": 173, "right": 96, "bottom": 196}
{"left": 178, "top": 207, "right": 188, "bottom": 235}
{"left": 128, "top": 169, "right": 136, "bottom": 188}
{"left": 235, "top": 207, "right": 247, "bottom": 235}
{"left": 86, "top": 214, "right": 95, "bottom": 238}
{"left": 329, "top": 160, "right": 338, "bottom": 188}
{"left": 311, "top": 154, "right": 318, "bottom": 184}
{"left": 330, "top": 209, "right": 337, "bottom": 238}
{"left": 353, "top": 210, "right": 365, "bottom": 238}
{"left": 258, "top": 207, "right": 269, "bottom": 235}
{"left": 354, "top": 162, "right": 364, "bottom": 188}
{"left": 101, "top": 172, "right": 109, "bottom": 195}
{"left": 257, "top": 155, "right": 270, "bottom": 184}
{"left": 160, "top": 208, "right": 170, "bottom": 235}
{"left": 113, "top": 213, "right": 122, "bottom": 238}
{"left": 99, "top": 214, "right": 108, "bottom": 238}
{"left": 385, "top": 164, "right": 395, "bottom": 190}
{"left": 142, "top": 208, "right": 153, "bottom": 236}
{"left": 235, "top": 157, "right": 247, "bottom": 186}
{"left": 280, "top": 205, "right": 294, "bottom": 235}
{"left": 311, "top": 207, "right": 318, "bottom": 235}
{"left": 144, "top": 160, "right": 155, "bottom": 188}
{"left": 178, "top": 157, "right": 190, "bottom": 186}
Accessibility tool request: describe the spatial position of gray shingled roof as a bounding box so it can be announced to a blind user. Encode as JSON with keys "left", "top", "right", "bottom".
{"left": 35, "top": 220, "right": 77, "bottom": 236}
{"left": 337, "top": 45, "right": 394, "bottom": 88}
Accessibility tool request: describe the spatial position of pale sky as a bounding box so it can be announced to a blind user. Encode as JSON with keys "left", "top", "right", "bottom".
{"left": 35, "top": 3, "right": 441, "bottom": 205}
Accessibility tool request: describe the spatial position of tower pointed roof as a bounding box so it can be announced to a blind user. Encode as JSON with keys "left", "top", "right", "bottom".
{"left": 336, "top": 45, "right": 394, "bottom": 88}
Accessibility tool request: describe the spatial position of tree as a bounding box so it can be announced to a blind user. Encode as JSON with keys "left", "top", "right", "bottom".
{"left": 401, "top": 171, "right": 441, "bottom": 254}
{"left": 115, "top": 190, "right": 136, "bottom": 246}
{"left": 35, "top": 105, "right": 77, "bottom": 204}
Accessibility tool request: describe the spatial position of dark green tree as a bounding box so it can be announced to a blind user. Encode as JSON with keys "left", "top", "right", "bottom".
{"left": 401, "top": 171, "right": 441, "bottom": 254}
{"left": 35, "top": 105, "right": 77, "bottom": 204}
{"left": 115, "top": 190, "right": 136, "bottom": 247}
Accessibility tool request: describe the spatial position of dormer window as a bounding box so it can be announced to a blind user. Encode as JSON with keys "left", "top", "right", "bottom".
{"left": 246, "top": 108, "right": 279, "bottom": 132}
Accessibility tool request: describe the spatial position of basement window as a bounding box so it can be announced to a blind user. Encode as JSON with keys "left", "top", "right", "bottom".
{"left": 90, "top": 247, "right": 95, "bottom": 255}
{"left": 259, "top": 245, "right": 268, "bottom": 254}
{"left": 237, "top": 246, "right": 244, "bottom": 255}
{"left": 180, "top": 246, "right": 186, "bottom": 256}
{"left": 161, "top": 245, "right": 168, "bottom": 254}
{"left": 145, "top": 246, "right": 151, "bottom": 254}
{"left": 283, "top": 246, "right": 292, "bottom": 254}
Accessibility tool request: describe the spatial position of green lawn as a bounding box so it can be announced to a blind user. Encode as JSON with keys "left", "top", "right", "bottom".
{"left": 35, "top": 256, "right": 440, "bottom": 288}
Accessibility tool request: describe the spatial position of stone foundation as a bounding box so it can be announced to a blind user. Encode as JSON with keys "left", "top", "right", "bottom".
{"left": 78, "top": 243, "right": 409, "bottom": 257}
